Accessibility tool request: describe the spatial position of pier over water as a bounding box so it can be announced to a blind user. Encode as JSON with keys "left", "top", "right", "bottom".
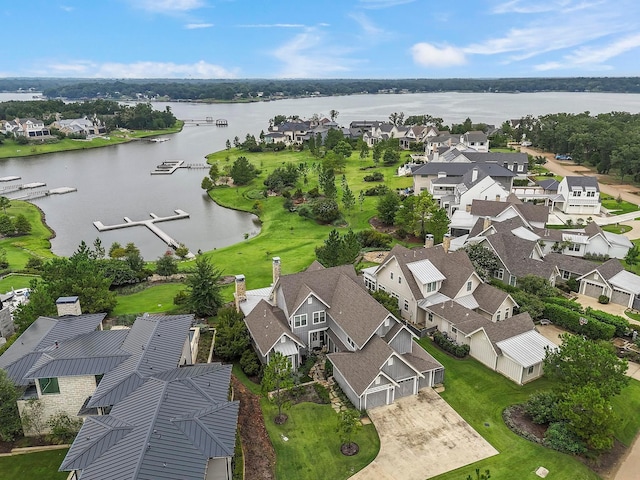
{"left": 93, "top": 210, "right": 195, "bottom": 258}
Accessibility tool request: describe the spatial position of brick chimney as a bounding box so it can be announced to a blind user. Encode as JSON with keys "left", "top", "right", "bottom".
{"left": 234, "top": 275, "right": 246, "bottom": 312}
{"left": 483, "top": 216, "right": 492, "bottom": 231}
{"left": 56, "top": 296, "right": 82, "bottom": 316}
{"left": 272, "top": 257, "right": 281, "bottom": 285}
{"left": 442, "top": 234, "right": 451, "bottom": 253}
{"left": 424, "top": 234, "right": 434, "bottom": 249}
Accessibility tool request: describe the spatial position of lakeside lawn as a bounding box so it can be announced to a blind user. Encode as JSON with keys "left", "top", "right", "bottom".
{"left": 0, "top": 273, "right": 39, "bottom": 293}
{"left": 0, "top": 122, "right": 183, "bottom": 159}
{"left": 418, "top": 338, "right": 640, "bottom": 480}
{"left": 202, "top": 148, "right": 413, "bottom": 289}
{"left": 110, "top": 282, "right": 186, "bottom": 316}
{"left": 601, "top": 193, "right": 640, "bottom": 215}
{"left": 0, "top": 200, "right": 55, "bottom": 270}
{"left": 0, "top": 449, "right": 69, "bottom": 480}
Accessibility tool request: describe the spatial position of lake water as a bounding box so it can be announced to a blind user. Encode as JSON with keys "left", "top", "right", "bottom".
{"left": 2, "top": 90, "right": 640, "bottom": 259}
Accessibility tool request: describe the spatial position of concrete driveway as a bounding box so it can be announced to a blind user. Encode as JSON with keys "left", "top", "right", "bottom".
{"left": 350, "top": 388, "right": 498, "bottom": 480}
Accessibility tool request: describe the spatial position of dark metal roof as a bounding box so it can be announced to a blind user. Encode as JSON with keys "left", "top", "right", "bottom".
{"left": 88, "top": 314, "right": 194, "bottom": 408}
{"left": 61, "top": 364, "right": 238, "bottom": 480}
{"left": 0, "top": 313, "right": 106, "bottom": 385}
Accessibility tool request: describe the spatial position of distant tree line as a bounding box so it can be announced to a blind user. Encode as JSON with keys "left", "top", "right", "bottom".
{"left": 2, "top": 77, "right": 640, "bottom": 101}
{"left": 0, "top": 99, "right": 176, "bottom": 131}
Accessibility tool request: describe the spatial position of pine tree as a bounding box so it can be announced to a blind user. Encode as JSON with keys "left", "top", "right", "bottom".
{"left": 342, "top": 183, "right": 355, "bottom": 211}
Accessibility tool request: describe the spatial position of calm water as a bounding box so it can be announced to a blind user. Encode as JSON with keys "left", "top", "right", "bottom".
{"left": 2, "top": 90, "right": 640, "bottom": 258}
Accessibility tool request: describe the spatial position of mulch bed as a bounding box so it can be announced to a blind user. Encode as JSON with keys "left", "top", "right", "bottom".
{"left": 507, "top": 405, "right": 627, "bottom": 479}
{"left": 231, "top": 376, "right": 276, "bottom": 480}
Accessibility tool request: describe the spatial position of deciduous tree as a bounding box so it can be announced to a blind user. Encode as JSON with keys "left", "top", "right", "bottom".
{"left": 261, "top": 352, "right": 294, "bottom": 424}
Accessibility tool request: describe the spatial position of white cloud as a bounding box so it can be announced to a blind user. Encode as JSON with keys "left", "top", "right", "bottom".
{"left": 358, "top": 0, "right": 415, "bottom": 8}
{"left": 131, "top": 0, "right": 205, "bottom": 12}
{"left": 272, "top": 30, "right": 354, "bottom": 78}
{"left": 42, "top": 60, "right": 237, "bottom": 79}
{"left": 411, "top": 43, "right": 466, "bottom": 68}
{"left": 349, "top": 12, "right": 385, "bottom": 37}
{"left": 185, "top": 23, "right": 213, "bottom": 29}
{"left": 236, "top": 23, "right": 305, "bottom": 28}
{"left": 59, "top": 5, "right": 74, "bottom": 12}
{"left": 567, "top": 33, "right": 640, "bottom": 64}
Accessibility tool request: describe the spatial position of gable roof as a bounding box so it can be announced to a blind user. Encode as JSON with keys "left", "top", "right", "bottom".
{"left": 496, "top": 330, "right": 557, "bottom": 368}
{"left": 0, "top": 313, "right": 106, "bottom": 385}
{"left": 564, "top": 176, "right": 599, "bottom": 191}
{"left": 473, "top": 283, "right": 512, "bottom": 314}
{"left": 483, "top": 233, "right": 556, "bottom": 279}
{"left": 543, "top": 252, "right": 598, "bottom": 276}
{"left": 470, "top": 199, "right": 549, "bottom": 225}
{"left": 87, "top": 314, "right": 194, "bottom": 408}
{"left": 244, "top": 300, "right": 303, "bottom": 356}
{"left": 458, "top": 312, "right": 536, "bottom": 354}
{"left": 61, "top": 363, "right": 238, "bottom": 480}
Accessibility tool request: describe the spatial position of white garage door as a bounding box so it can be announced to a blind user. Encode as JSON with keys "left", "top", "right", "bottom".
{"left": 583, "top": 281, "right": 604, "bottom": 298}
{"left": 396, "top": 378, "right": 415, "bottom": 398}
{"left": 611, "top": 289, "right": 631, "bottom": 307}
{"left": 365, "top": 388, "right": 390, "bottom": 409}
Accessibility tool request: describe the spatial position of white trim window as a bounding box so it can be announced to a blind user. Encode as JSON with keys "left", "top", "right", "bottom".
{"left": 404, "top": 299, "right": 409, "bottom": 311}
{"left": 495, "top": 269, "right": 504, "bottom": 280}
{"left": 426, "top": 281, "right": 437, "bottom": 293}
{"left": 293, "top": 313, "right": 307, "bottom": 328}
{"left": 466, "top": 280, "right": 472, "bottom": 292}
{"left": 312, "top": 311, "right": 326, "bottom": 324}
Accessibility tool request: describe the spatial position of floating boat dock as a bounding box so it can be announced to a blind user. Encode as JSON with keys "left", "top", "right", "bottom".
{"left": 0, "top": 182, "right": 46, "bottom": 194}
{"left": 7, "top": 187, "right": 77, "bottom": 200}
{"left": 93, "top": 210, "right": 195, "bottom": 258}
{"left": 151, "top": 161, "right": 208, "bottom": 175}
{"left": 0, "top": 176, "right": 21, "bottom": 182}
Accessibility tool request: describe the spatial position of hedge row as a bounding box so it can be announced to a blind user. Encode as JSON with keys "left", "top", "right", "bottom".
{"left": 433, "top": 331, "right": 470, "bottom": 358}
{"left": 584, "top": 307, "right": 630, "bottom": 337}
{"left": 543, "top": 297, "right": 584, "bottom": 313}
{"left": 543, "top": 304, "right": 615, "bottom": 340}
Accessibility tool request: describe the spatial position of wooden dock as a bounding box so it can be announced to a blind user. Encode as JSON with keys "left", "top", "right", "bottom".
{"left": 93, "top": 210, "right": 195, "bottom": 258}
{"left": 8, "top": 187, "right": 77, "bottom": 200}
{"left": 150, "top": 161, "right": 208, "bottom": 175}
{"left": 0, "top": 182, "right": 46, "bottom": 194}
{"left": 182, "top": 117, "right": 228, "bottom": 126}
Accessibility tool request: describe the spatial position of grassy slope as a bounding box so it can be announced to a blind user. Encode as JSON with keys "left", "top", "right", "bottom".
{"left": 0, "top": 200, "right": 54, "bottom": 269}
{"left": 262, "top": 401, "right": 380, "bottom": 480}
{"left": 202, "top": 148, "right": 413, "bottom": 289}
{"left": 0, "top": 449, "right": 69, "bottom": 480}
{"left": 111, "top": 282, "right": 186, "bottom": 316}
{"left": 418, "top": 339, "right": 603, "bottom": 480}
{"left": 0, "top": 123, "right": 183, "bottom": 159}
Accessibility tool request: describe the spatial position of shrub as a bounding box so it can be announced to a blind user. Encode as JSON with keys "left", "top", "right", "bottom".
{"left": 363, "top": 184, "right": 389, "bottom": 196}
{"left": 432, "top": 331, "right": 470, "bottom": 358}
{"left": 356, "top": 230, "right": 392, "bottom": 249}
{"left": 363, "top": 172, "right": 384, "bottom": 182}
{"left": 324, "top": 359, "right": 333, "bottom": 378}
{"left": 47, "top": 412, "right": 83, "bottom": 444}
{"left": 583, "top": 253, "right": 610, "bottom": 262}
{"left": 525, "top": 392, "right": 559, "bottom": 424}
{"left": 543, "top": 304, "right": 615, "bottom": 340}
{"left": 313, "top": 383, "right": 331, "bottom": 404}
{"left": 543, "top": 297, "right": 584, "bottom": 313}
{"left": 598, "top": 295, "right": 610, "bottom": 304}
{"left": 297, "top": 205, "right": 313, "bottom": 219}
{"left": 307, "top": 187, "right": 320, "bottom": 198}
{"left": 240, "top": 349, "right": 261, "bottom": 377}
{"left": 311, "top": 198, "right": 340, "bottom": 223}
{"left": 173, "top": 290, "right": 189, "bottom": 305}
{"left": 298, "top": 354, "right": 317, "bottom": 379}
{"left": 585, "top": 308, "right": 630, "bottom": 337}
{"left": 544, "top": 422, "right": 588, "bottom": 455}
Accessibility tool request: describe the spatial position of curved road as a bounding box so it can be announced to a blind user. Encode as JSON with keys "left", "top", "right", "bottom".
{"left": 520, "top": 147, "right": 640, "bottom": 206}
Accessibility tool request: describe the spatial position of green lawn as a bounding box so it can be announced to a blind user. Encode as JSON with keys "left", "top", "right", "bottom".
{"left": 0, "top": 273, "right": 39, "bottom": 293}
{"left": 0, "top": 123, "right": 183, "bottom": 159}
{"left": 262, "top": 401, "right": 380, "bottom": 480}
{"left": 417, "top": 339, "right": 605, "bottom": 480}
{"left": 601, "top": 193, "right": 640, "bottom": 215}
{"left": 111, "top": 282, "right": 186, "bottom": 316}
{"left": 0, "top": 449, "right": 69, "bottom": 480}
{"left": 0, "top": 200, "right": 55, "bottom": 270}
{"left": 201, "top": 148, "right": 413, "bottom": 289}
{"left": 602, "top": 224, "right": 632, "bottom": 234}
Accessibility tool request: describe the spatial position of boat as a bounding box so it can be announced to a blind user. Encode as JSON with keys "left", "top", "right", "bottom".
{"left": 149, "top": 138, "right": 170, "bottom": 143}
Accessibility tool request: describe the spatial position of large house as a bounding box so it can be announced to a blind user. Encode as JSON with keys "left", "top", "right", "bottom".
{"left": 577, "top": 259, "right": 640, "bottom": 309}
{"left": 0, "top": 297, "right": 197, "bottom": 435}
{"left": 2, "top": 117, "right": 51, "bottom": 138}
{"left": 50, "top": 116, "right": 106, "bottom": 137}
{"left": 237, "top": 259, "right": 444, "bottom": 410}
{"left": 60, "top": 363, "right": 239, "bottom": 480}
{"left": 556, "top": 176, "right": 601, "bottom": 215}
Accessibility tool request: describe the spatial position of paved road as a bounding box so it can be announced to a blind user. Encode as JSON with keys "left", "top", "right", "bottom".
{"left": 520, "top": 147, "right": 640, "bottom": 206}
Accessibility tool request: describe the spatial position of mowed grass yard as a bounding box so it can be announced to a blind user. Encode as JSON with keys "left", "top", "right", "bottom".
{"left": 202, "top": 148, "right": 413, "bottom": 289}
{"left": 418, "top": 338, "right": 640, "bottom": 480}
{"left": 0, "top": 449, "right": 69, "bottom": 480}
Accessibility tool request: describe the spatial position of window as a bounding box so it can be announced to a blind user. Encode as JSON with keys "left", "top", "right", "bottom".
{"left": 307, "top": 297, "right": 313, "bottom": 305}
{"left": 404, "top": 300, "right": 409, "bottom": 311}
{"left": 568, "top": 243, "right": 581, "bottom": 252}
{"left": 398, "top": 276, "right": 402, "bottom": 284}
{"left": 390, "top": 272, "right": 394, "bottom": 280}
{"left": 388, "top": 357, "right": 394, "bottom": 366}
{"left": 505, "top": 308, "right": 510, "bottom": 318}
{"left": 573, "top": 190, "right": 582, "bottom": 197}
{"left": 95, "top": 374, "right": 104, "bottom": 386}
{"left": 467, "top": 281, "right": 472, "bottom": 292}
{"left": 517, "top": 163, "right": 524, "bottom": 172}
{"left": 293, "top": 314, "right": 307, "bottom": 328}
{"left": 495, "top": 269, "right": 504, "bottom": 280}
{"left": 428, "top": 312, "right": 434, "bottom": 323}
{"left": 451, "top": 327, "right": 458, "bottom": 334}
{"left": 527, "top": 366, "right": 534, "bottom": 375}
{"left": 426, "top": 281, "right": 437, "bottom": 292}
{"left": 496, "top": 311, "right": 501, "bottom": 321}
{"left": 346, "top": 336, "right": 356, "bottom": 348}
{"left": 375, "top": 377, "right": 381, "bottom": 385}
{"left": 312, "top": 311, "right": 326, "bottom": 324}
{"left": 562, "top": 270, "right": 571, "bottom": 280}
{"left": 38, "top": 377, "right": 60, "bottom": 395}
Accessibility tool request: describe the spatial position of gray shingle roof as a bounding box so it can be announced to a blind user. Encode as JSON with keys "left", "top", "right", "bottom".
{"left": 0, "top": 313, "right": 106, "bottom": 385}
{"left": 470, "top": 199, "right": 549, "bottom": 225}
{"left": 565, "top": 176, "right": 599, "bottom": 191}
{"left": 473, "top": 283, "right": 511, "bottom": 315}
{"left": 484, "top": 234, "right": 556, "bottom": 280}
{"left": 589, "top": 258, "right": 625, "bottom": 281}
{"left": 87, "top": 314, "right": 194, "bottom": 408}
{"left": 244, "top": 300, "right": 300, "bottom": 356}
{"left": 61, "top": 363, "right": 238, "bottom": 480}
{"left": 412, "top": 162, "right": 515, "bottom": 178}
{"left": 543, "top": 252, "right": 598, "bottom": 276}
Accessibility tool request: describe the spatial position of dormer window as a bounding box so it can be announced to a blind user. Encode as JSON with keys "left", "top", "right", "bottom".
{"left": 426, "top": 281, "right": 437, "bottom": 293}
{"left": 467, "top": 281, "right": 472, "bottom": 292}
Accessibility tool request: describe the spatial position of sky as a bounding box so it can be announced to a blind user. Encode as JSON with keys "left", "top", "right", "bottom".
{"left": 2, "top": 0, "right": 640, "bottom": 79}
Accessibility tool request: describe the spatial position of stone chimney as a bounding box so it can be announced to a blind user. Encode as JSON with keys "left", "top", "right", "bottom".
{"left": 424, "top": 234, "right": 434, "bottom": 249}
{"left": 442, "top": 234, "right": 451, "bottom": 253}
{"left": 272, "top": 257, "right": 281, "bottom": 285}
{"left": 234, "top": 275, "right": 246, "bottom": 312}
{"left": 471, "top": 167, "right": 478, "bottom": 183}
{"left": 483, "top": 216, "right": 492, "bottom": 231}
{"left": 495, "top": 194, "right": 501, "bottom": 201}
{"left": 56, "top": 296, "right": 82, "bottom": 316}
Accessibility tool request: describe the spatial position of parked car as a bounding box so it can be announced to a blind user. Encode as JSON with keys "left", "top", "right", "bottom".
{"left": 555, "top": 154, "right": 573, "bottom": 160}
{"left": 521, "top": 141, "right": 532, "bottom": 147}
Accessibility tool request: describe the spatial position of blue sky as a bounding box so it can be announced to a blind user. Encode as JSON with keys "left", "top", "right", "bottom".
{"left": 2, "top": 0, "right": 640, "bottom": 79}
